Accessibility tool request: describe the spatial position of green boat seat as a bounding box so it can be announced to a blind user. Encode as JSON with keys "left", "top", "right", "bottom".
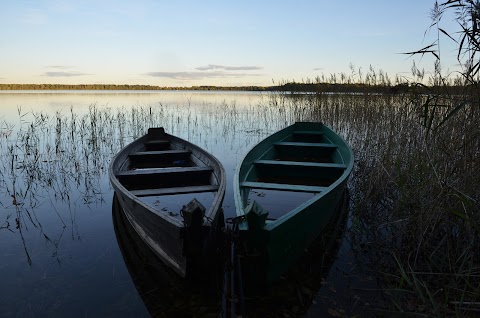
{"left": 274, "top": 141, "right": 337, "bottom": 148}
{"left": 241, "top": 181, "right": 326, "bottom": 193}
{"left": 253, "top": 160, "right": 346, "bottom": 169}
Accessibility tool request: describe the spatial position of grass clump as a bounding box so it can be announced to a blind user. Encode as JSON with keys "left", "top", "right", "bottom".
{"left": 335, "top": 90, "right": 479, "bottom": 316}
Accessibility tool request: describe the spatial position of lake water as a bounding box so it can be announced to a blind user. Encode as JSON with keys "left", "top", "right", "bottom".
{"left": 0, "top": 91, "right": 377, "bottom": 317}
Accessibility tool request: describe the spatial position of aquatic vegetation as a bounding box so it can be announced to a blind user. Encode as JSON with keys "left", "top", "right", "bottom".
{"left": 242, "top": 90, "right": 479, "bottom": 316}
{"left": 0, "top": 89, "right": 478, "bottom": 316}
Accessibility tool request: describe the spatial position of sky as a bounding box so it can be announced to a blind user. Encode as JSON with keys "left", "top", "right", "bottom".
{"left": 0, "top": 0, "right": 463, "bottom": 86}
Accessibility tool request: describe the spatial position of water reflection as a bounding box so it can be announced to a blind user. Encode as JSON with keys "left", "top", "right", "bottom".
{"left": 0, "top": 90, "right": 404, "bottom": 316}
{"left": 113, "top": 185, "right": 351, "bottom": 317}
{"left": 112, "top": 193, "right": 222, "bottom": 317}
{"left": 235, "top": 190, "right": 351, "bottom": 317}
{"left": 0, "top": 93, "right": 291, "bottom": 270}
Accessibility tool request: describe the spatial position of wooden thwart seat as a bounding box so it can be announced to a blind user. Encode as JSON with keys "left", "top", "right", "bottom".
{"left": 292, "top": 130, "right": 324, "bottom": 136}
{"left": 131, "top": 184, "right": 219, "bottom": 197}
{"left": 130, "top": 149, "right": 191, "bottom": 158}
{"left": 117, "top": 166, "right": 212, "bottom": 177}
{"left": 144, "top": 139, "right": 171, "bottom": 150}
{"left": 241, "top": 181, "right": 327, "bottom": 193}
{"left": 129, "top": 149, "right": 192, "bottom": 168}
{"left": 274, "top": 141, "right": 337, "bottom": 148}
{"left": 144, "top": 140, "right": 170, "bottom": 146}
{"left": 116, "top": 166, "right": 214, "bottom": 189}
{"left": 253, "top": 159, "right": 346, "bottom": 169}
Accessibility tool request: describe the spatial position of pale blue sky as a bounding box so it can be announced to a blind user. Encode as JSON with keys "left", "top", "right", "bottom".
{"left": 0, "top": 0, "right": 461, "bottom": 86}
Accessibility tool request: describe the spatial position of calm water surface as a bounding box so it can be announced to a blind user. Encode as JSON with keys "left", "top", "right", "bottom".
{"left": 0, "top": 91, "right": 375, "bottom": 317}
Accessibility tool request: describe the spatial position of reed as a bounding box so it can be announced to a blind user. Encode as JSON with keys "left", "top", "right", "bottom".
{"left": 0, "top": 100, "right": 270, "bottom": 256}
{"left": 292, "top": 92, "right": 478, "bottom": 316}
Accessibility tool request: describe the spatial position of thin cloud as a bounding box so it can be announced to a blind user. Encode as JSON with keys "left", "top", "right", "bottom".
{"left": 47, "top": 65, "right": 75, "bottom": 70}
{"left": 43, "top": 71, "right": 91, "bottom": 77}
{"left": 195, "top": 64, "right": 263, "bottom": 71}
{"left": 20, "top": 9, "right": 48, "bottom": 25}
{"left": 48, "top": 1, "right": 76, "bottom": 13}
{"left": 145, "top": 71, "right": 261, "bottom": 80}
{"left": 313, "top": 67, "right": 325, "bottom": 71}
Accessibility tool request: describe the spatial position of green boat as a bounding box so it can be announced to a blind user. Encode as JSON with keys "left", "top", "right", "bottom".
{"left": 233, "top": 122, "right": 353, "bottom": 282}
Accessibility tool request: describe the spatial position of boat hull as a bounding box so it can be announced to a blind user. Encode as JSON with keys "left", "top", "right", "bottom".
{"left": 234, "top": 122, "right": 353, "bottom": 281}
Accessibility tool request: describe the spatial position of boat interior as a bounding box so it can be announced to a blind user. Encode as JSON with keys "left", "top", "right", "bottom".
{"left": 242, "top": 129, "right": 348, "bottom": 220}
{"left": 244, "top": 130, "right": 347, "bottom": 189}
{"left": 115, "top": 130, "right": 220, "bottom": 209}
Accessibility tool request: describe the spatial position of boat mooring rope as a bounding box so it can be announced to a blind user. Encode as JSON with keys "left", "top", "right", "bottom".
{"left": 222, "top": 215, "right": 246, "bottom": 318}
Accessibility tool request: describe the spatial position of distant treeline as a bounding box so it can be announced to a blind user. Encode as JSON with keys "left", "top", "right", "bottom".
{"left": 0, "top": 83, "right": 466, "bottom": 94}
{"left": 269, "top": 82, "right": 473, "bottom": 95}
{"left": 269, "top": 82, "right": 405, "bottom": 94}
{"left": 0, "top": 84, "right": 268, "bottom": 91}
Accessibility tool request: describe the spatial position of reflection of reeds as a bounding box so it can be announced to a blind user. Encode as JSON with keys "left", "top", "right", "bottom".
{"left": 0, "top": 101, "right": 271, "bottom": 264}
{"left": 112, "top": 193, "right": 220, "bottom": 316}
{"left": 237, "top": 190, "right": 351, "bottom": 317}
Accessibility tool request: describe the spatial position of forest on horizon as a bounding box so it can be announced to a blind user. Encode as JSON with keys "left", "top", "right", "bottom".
{"left": 0, "top": 82, "right": 463, "bottom": 94}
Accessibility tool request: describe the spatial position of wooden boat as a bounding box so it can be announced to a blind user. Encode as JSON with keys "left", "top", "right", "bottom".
{"left": 233, "top": 122, "right": 353, "bottom": 282}
{"left": 109, "top": 128, "right": 225, "bottom": 279}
